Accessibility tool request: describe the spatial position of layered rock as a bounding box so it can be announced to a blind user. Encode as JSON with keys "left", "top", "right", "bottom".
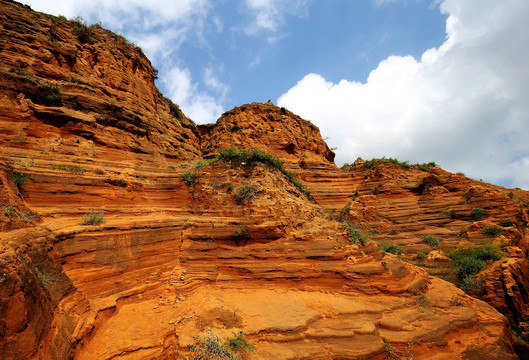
{"left": 0, "top": 1, "right": 528, "bottom": 359}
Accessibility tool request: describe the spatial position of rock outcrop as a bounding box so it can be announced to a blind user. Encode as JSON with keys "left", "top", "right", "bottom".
{"left": 1, "top": 1, "right": 528, "bottom": 359}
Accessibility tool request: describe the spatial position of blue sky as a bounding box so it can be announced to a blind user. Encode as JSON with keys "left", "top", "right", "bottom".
{"left": 19, "top": 1, "right": 529, "bottom": 189}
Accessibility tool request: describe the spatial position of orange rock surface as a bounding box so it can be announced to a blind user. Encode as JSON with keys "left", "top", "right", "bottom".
{"left": 1, "top": 1, "right": 528, "bottom": 359}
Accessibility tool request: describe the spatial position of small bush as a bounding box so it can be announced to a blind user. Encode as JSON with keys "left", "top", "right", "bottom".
{"left": 380, "top": 243, "right": 404, "bottom": 254}
{"left": 416, "top": 251, "right": 429, "bottom": 262}
{"left": 421, "top": 235, "right": 439, "bottom": 247}
{"left": 194, "top": 159, "right": 213, "bottom": 171}
{"left": 164, "top": 97, "right": 182, "bottom": 120}
{"left": 388, "top": 229, "right": 398, "bottom": 235}
{"left": 227, "top": 332, "right": 254, "bottom": 354}
{"left": 188, "top": 331, "right": 239, "bottom": 360}
{"left": 182, "top": 170, "right": 199, "bottom": 186}
{"left": 83, "top": 210, "right": 105, "bottom": 225}
{"left": 499, "top": 219, "right": 514, "bottom": 227}
{"left": 9, "top": 172, "right": 29, "bottom": 186}
{"left": 449, "top": 246, "right": 501, "bottom": 282}
{"left": 229, "top": 124, "right": 242, "bottom": 132}
{"left": 458, "top": 257, "right": 486, "bottom": 279}
{"left": 441, "top": 209, "right": 457, "bottom": 219}
{"left": 342, "top": 220, "right": 368, "bottom": 245}
{"left": 472, "top": 207, "right": 486, "bottom": 221}
{"left": 417, "top": 162, "right": 437, "bottom": 172}
{"left": 41, "top": 82, "right": 61, "bottom": 106}
{"left": 234, "top": 184, "right": 256, "bottom": 204}
{"left": 2, "top": 204, "right": 33, "bottom": 222}
{"left": 71, "top": 16, "right": 92, "bottom": 43}
{"left": 416, "top": 294, "right": 432, "bottom": 308}
{"left": 481, "top": 226, "right": 502, "bottom": 237}
{"left": 235, "top": 226, "right": 250, "bottom": 239}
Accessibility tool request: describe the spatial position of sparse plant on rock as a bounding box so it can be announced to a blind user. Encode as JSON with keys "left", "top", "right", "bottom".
{"left": 482, "top": 225, "right": 502, "bottom": 237}
{"left": 41, "top": 81, "right": 61, "bottom": 106}
{"left": 71, "top": 16, "right": 93, "bottom": 43}
{"left": 421, "top": 235, "right": 439, "bottom": 247}
{"left": 341, "top": 220, "right": 368, "bottom": 245}
{"left": 380, "top": 243, "right": 404, "bottom": 254}
{"left": 187, "top": 330, "right": 240, "bottom": 360}
{"left": 216, "top": 148, "right": 309, "bottom": 197}
{"left": 234, "top": 184, "right": 256, "bottom": 204}
{"left": 235, "top": 226, "right": 249, "bottom": 240}
{"left": 182, "top": 170, "right": 199, "bottom": 186}
{"left": 227, "top": 332, "right": 254, "bottom": 354}
{"left": 499, "top": 219, "right": 514, "bottom": 227}
{"left": 449, "top": 246, "right": 501, "bottom": 286}
{"left": 186, "top": 329, "right": 253, "bottom": 360}
{"left": 9, "top": 172, "right": 29, "bottom": 187}
{"left": 83, "top": 210, "right": 105, "bottom": 225}
{"left": 472, "top": 207, "right": 486, "bottom": 221}
{"left": 383, "top": 339, "right": 414, "bottom": 360}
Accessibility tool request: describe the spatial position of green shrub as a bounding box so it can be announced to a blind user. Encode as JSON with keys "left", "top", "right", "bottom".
{"left": 441, "top": 209, "right": 457, "bottom": 219}
{"left": 340, "top": 201, "right": 352, "bottom": 216}
{"left": 421, "top": 235, "right": 439, "bottom": 247}
{"left": 388, "top": 229, "right": 398, "bottom": 235}
{"left": 188, "top": 331, "right": 239, "bottom": 360}
{"left": 234, "top": 184, "right": 256, "bottom": 204}
{"left": 9, "top": 172, "right": 29, "bottom": 186}
{"left": 2, "top": 204, "right": 33, "bottom": 222}
{"left": 71, "top": 16, "right": 92, "bottom": 43}
{"left": 164, "top": 97, "right": 182, "bottom": 120}
{"left": 182, "top": 170, "right": 199, "bottom": 186}
{"left": 416, "top": 251, "right": 429, "bottom": 262}
{"left": 449, "top": 246, "right": 501, "bottom": 281}
{"left": 499, "top": 219, "right": 514, "bottom": 227}
{"left": 472, "top": 207, "right": 486, "bottom": 221}
{"left": 380, "top": 243, "right": 404, "bottom": 254}
{"left": 229, "top": 124, "right": 242, "bottom": 132}
{"left": 235, "top": 226, "right": 250, "bottom": 239}
{"left": 227, "top": 332, "right": 254, "bottom": 354}
{"left": 216, "top": 148, "right": 309, "bottom": 197}
{"left": 342, "top": 220, "right": 368, "bottom": 245}
{"left": 417, "top": 162, "right": 437, "bottom": 172}
{"left": 83, "top": 210, "right": 105, "bottom": 225}
{"left": 481, "top": 226, "right": 502, "bottom": 237}
{"left": 41, "top": 82, "right": 61, "bottom": 106}
{"left": 458, "top": 257, "right": 486, "bottom": 279}
{"left": 194, "top": 159, "right": 213, "bottom": 170}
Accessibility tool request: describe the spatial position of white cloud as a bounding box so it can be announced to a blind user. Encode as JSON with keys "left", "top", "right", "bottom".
{"left": 243, "top": 0, "right": 310, "bottom": 35}
{"left": 161, "top": 66, "right": 225, "bottom": 125}
{"left": 278, "top": 0, "right": 529, "bottom": 189}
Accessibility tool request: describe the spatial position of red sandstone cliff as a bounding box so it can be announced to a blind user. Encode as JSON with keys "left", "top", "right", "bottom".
{"left": 1, "top": 1, "right": 529, "bottom": 359}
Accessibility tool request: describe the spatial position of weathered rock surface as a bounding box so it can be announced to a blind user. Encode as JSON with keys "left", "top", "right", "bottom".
{"left": 0, "top": 1, "right": 528, "bottom": 359}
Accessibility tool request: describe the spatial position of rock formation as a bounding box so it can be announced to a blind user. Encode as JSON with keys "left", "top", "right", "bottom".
{"left": 1, "top": 1, "right": 528, "bottom": 359}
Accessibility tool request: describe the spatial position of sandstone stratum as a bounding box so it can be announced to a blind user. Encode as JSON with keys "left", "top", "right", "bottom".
{"left": 1, "top": 1, "right": 529, "bottom": 359}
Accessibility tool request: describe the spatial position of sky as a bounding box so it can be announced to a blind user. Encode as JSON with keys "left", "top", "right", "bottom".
{"left": 19, "top": 0, "right": 529, "bottom": 190}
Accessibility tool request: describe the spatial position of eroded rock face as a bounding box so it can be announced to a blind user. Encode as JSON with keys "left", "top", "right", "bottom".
{"left": 0, "top": 1, "right": 528, "bottom": 359}
{"left": 200, "top": 101, "right": 335, "bottom": 164}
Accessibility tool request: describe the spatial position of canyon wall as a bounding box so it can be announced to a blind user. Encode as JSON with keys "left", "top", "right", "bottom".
{"left": 1, "top": 1, "right": 528, "bottom": 359}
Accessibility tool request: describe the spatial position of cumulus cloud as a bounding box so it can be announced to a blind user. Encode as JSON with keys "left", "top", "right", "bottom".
{"left": 278, "top": 0, "right": 529, "bottom": 189}
{"left": 161, "top": 66, "right": 225, "bottom": 124}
